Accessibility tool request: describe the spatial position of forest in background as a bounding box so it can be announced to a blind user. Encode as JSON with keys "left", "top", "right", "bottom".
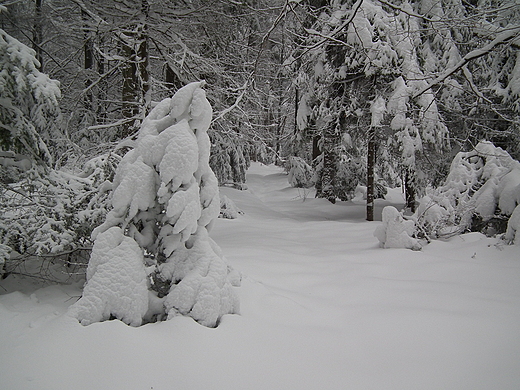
{"left": 1, "top": 0, "right": 520, "bottom": 286}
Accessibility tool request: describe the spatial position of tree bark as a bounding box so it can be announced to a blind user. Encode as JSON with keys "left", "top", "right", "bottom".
{"left": 33, "top": 0, "right": 43, "bottom": 69}
{"left": 165, "top": 65, "right": 181, "bottom": 95}
{"left": 366, "top": 127, "right": 376, "bottom": 221}
{"left": 121, "top": 35, "right": 138, "bottom": 138}
{"left": 120, "top": 0, "right": 149, "bottom": 138}
{"left": 405, "top": 168, "right": 416, "bottom": 212}
{"left": 83, "top": 10, "right": 93, "bottom": 112}
{"left": 317, "top": 117, "right": 339, "bottom": 203}
{"left": 138, "top": 0, "right": 150, "bottom": 116}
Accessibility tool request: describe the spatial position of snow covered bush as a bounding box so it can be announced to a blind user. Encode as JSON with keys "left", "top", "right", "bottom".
{"left": 415, "top": 141, "right": 520, "bottom": 239}
{"left": 209, "top": 131, "right": 250, "bottom": 188}
{"left": 219, "top": 194, "right": 243, "bottom": 219}
{"left": 0, "top": 153, "right": 116, "bottom": 280}
{"left": 374, "top": 206, "right": 421, "bottom": 250}
{"left": 70, "top": 82, "right": 240, "bottom": 327}
{"left": 287, "top": 156, "right": 314, "bottom": 188}
{"left": 0, "top": 27, "right": 114, "bottom": 280}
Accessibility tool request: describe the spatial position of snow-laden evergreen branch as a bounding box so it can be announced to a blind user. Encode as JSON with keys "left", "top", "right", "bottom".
{"left": 413, "top": 26, "right": 520, "bottom": 99}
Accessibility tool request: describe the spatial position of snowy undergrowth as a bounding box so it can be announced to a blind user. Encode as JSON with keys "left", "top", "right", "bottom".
{"left": 69, "top": 82, "right": 239, "bottom": 327}
{"left": 416, "top": 141, "right": 520, "bottom": 241}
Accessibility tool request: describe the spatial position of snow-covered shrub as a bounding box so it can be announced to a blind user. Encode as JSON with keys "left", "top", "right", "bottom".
{"left": 415, "top": 141, "right": 519, "bottom": 239}
{"left": 0, "top": 155, "right": 115, "bottom": 280}
{"left": 0, "top": 27, "right": 61, "bottom": 165}
{"left": 314, "top": 153, "right": 366, "bottom": 202}
{"left": 209, "top": 130, "right": 250, "bottom": 187}
{"left": 0, "top": 27, "right": 101, "bottom": 280}
{"left": 0, "top": 243, "right": 9, "bottom": 276}
{"left": 70, "top": 82, "right": 240, "bottom": 327}
{"left": 287, "top": 156, "right": 314, "bottom": 188}
{"left": 374, "top": 206, "right": 421, "bottom": 250}
{"left": 219, "top": 194, "right": 243, "bottom": 219}
{"left": 353, "top": 183, "right": 388, "bottom": 201}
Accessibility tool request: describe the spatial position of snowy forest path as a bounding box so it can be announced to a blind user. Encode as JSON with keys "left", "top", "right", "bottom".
{"left": 211, "top": 163, "right": 520, "bottom": 390}
{"left": 226, "top": 162, "right": 405, "bottom": 223}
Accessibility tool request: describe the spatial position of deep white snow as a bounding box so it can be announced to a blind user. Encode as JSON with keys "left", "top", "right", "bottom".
{"left": 1, "top": 162, "right": 520, "bottom": 390}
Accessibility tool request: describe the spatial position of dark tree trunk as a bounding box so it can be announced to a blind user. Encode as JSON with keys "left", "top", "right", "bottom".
{"left": 366, "top": 127, "right": 376, "bottom": 221}
{"left": 312, "top": 132, "right": 320, "bottom": 161}
{"left": 294, "top": 87, "right": 299, "bottom": 137}
{"left": 83, "top": 10, "right": 93, "bottom": 112}
{"left": 121, "top": 36, "right": 139, "bottom": 138}
{"left": 33, "top": 0, "right": 43, "bottom": 69}
{"left": 120, "top": 0, "right": 149, "bottom": 138}
{"left": 97, "top": 39, "right": 107, "bottom": 123}
{"left": 165, "top": 65, "right": 181, "bottom": 95}
{"left": 317, "top": 118, "right": 340, "bottom": 203}
{"left": 138, "top": 0, "right": 150, "bottom": 116}
{"left": 405, "top": 168, "right": 416, "bottom": 212}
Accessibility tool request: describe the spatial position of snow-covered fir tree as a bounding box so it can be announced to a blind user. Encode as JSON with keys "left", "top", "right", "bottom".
{"left": 0, "top": 24, "right": 60, "bottom": 167}
{"left": 294, "top": 0, "right": 519, "bottom": 218}
{"left": 0, "top": 26, "right": 117, "bottom": 282}
{"left": 416, "top": 141, "right": 520, "bottom": 241}
{"left": 295, "top": 0, "right": 449, "bottom": 214}
{"left": 70, "top": 82, "right": 240, "bottom": 327}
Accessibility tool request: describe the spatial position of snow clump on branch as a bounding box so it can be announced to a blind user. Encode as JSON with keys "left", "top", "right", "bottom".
{"left": 70, "top": 82, "right": 240, "bottom": 327}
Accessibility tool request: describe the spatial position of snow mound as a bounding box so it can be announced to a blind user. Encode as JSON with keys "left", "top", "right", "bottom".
{"left": 68, "top": 227, "right": 148, "bottom": 326}
{"left": 505, "top": 205, "right": 520, "bottom": 245}
{"left": 374, "top": 206, "right": 421, "bottom": 250}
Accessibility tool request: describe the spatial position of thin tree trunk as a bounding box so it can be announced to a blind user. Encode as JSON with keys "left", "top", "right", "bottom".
{"left": 318, "top": 117, "right": 339, "bottom": 203}
{"left": 83, "top": 10, "right": 93, "bottom": 112}
{"left": 405, "top": 168, "right": 416, "bottom": 212}
{"left": 120, "top": 0, "right": 149, "bottom": 138}
{"left": 33, "top": 0, "right": 43, "bottom": 69}
{"left": 366, "top": 127, "right": 376, "bottom": 221}
{"left": 165, "top": 65, "right": 181, "bottom": 95}
{"left": 138, "top": 0, "right": 150, "bottom": 116}
{"left": 121, "top": 36, "right": 138, "bottom": 138}
{"left": 294, "top": 87, "right": 299, "bottom": 137}
{"left": 97, "top": 38, "right": 107, "bottom": 123}
{"left": 312, "top": 132, "right": 320, "bottom": 161}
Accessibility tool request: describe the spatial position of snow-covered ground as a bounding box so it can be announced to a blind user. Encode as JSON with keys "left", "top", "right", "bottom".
{"left": 1, "top": 162, "right": 520, "bottom": 390}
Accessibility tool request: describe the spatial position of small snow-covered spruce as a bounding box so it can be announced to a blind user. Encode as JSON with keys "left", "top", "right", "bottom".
{"left": 219, "top": 194, "right": 243, "bottom": 219}
{"left": 374, "top": 206, "right": 422, "bottom": 251}
{"left": 70, "top": 82, "right": 240, "bottom": 327}
{"left": 414, "top": 141, "right": 520, "bottom": 242}
{"left": 286, "top": 156, "right": 315, "bottom": 188}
